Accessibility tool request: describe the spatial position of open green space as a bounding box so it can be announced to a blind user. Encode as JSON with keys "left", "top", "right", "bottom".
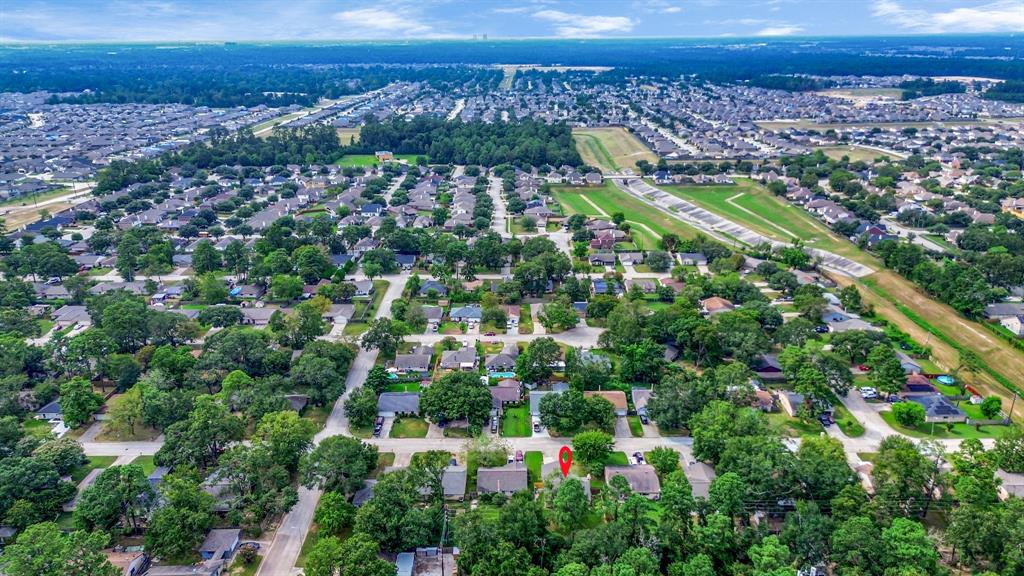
{"left": 573, "top": 127, "right": 657, "bottom": 173}
{"left": 551, "top": 182, "right": 699, "bottom": 249}
{"left": 500, "top": 404, "right": 532, "bottom": 438}
{"left": 768, "top": 412, "right": 823, "bottom": 438}
{"left": 817, "top": 145, "right": 901, "bottom": 163}
{"left": 0, "top": 186, "right": 71, "bottom": 208}
{"left": 879, "top": 410, "right": 1011, "bottom": 439}
{"left": 70, "top": 455, "right": 117, "bottom": 484}
{"left": 389, "top": 417, "right": 429, "bottom": 438}
{"left": 334, "top": 154, "right": 420, "bottom": 167}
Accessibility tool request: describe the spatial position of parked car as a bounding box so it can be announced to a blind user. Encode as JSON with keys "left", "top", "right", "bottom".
{"left": 484, "top": 331, "right": 496, "bottom": 336}
{"left": 859, "top": 387, "right": 878, "bottom": 399}
{"left": 898, "top": 342, "right": 912, "bottom": 350}
{"left": 632, "top": 451, "right": 645, "bottom": 465}
{"left": 857, "top": 364, "right": 871, "bottom": 372}
{"left": 813, "top": 324, "right": 829, "bottom": 334}
{"left": 507, "top": 453, "right": 514, "bottom": 464}
{"left": 533, "top": 421, "right": 541, "bottom": 433}
{"left": 818, "top": 413, "right": 834, "bottom": 427}
{"left": 491, "top": 419, "right": 498, "bottom": 434}
{"left": 515, "top": 450, "right": 524, "bottom": 463}
{"left": 639, "top": 414, "right": 649, "bottom": 425}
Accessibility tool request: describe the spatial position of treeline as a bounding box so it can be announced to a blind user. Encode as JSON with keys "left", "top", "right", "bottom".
{"left": 26, "top": 63, "right": 500, "bottom": 108}
{"left": 985, "top": 79, "right": 1024, "bottom": 103}
{"left": 166, "top": 125, "right": 343, "bottom": 168}
{"left": 355, "top": 117, "right": 582, "bottom": 167}
{"left": 898, "top": 78, "right": 966, "bottom": 100}
{"left": 745, "top": 75, "right": 834, "bottom": 92}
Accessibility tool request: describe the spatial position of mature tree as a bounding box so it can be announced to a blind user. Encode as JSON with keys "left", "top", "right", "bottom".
{"left": 215, "top": 442, "right": 297, "bottom": 531}
{"left": 830, "top": 516, "right": 883, "bottom": 576}
{"left": 353, "top": 469, "right": 435, "bottom": 552}
{"left": 980, "top": 396, "right": 1002, "bottom": 420}
{"left": 872, "top": 436, "right": 945, "bottom": 520}
{"left": 0, "top": 522, "right": 118, "bottom": 576}
{"left": 255, "top": 410, "right": 317, "bottom": 473}
{"left": 31, "top": 437, "right": 84, "bottom": 475}
{"left": 107, "top": 384, "right": 144, "bottom": 437}
{"left": 671, "top": 554, "right": 716, "bottom": 576}
{"left": 573, "top": 430, "right": 614, "bottom": 475}
{"left": 793, "top": 283, "right": 827, "bottom": 320}
{"left": 300, "top": 435, "right": 378, "bottom": 496}
{"left": 191, "top": 240, "right": 222, "bottom": 274}
{"left": 516, "top": 337, "right": 561, "bottom": 385}
{"left": 306, "top": 532, "right": 395, "bottom": 576}
{"left": 867, "top": 345, "right": 906, "bottom": 394}
{"left": 892, "top": 401, "right": 926, "bottom": 428}
{"left": 552, "top": 476, "right": 589, "bottom": 534}
{"left": 144, "top": 471, "right": 215, "bottom": 560}
{"left": 314, "top": 491, "right": 356, "bottom": 537}
{"left": 748, "top": 535, "right": 795, "bottom": 576}
{"left": 155, "top": 395, "right": 244, "bottom": 470}
{"left": 708, "top": 472, "right": 747, "bottom": 519}
{"left": 540, "top": 298, "right": 580, "bottom": 332}
{"left": 691, "top": 400, "right": 769, "bottom": 464}
{"left": 839, "top": 285, "right": 863, "bottom": 313}
{"left": 344, "top": 386, "right": 379, "bottom": 429}
{"left": 197, "top": 272, "right": 228, "bottom": 304}
{"left": 59, "top": 377, "right": 104, "bottom": 428}
{"left": 197, "top": 305, "right": 243, "bottom": 327}
{"left": 360, "top": 318, "right": 407, "bottom": 357}
{"left": 419, "top": 371, "right": 493, "bottom": 432}
{"left": 994, "top": 424, "right": 1024, "bottom": 472}
{"left": 566, "top": 347, "right": 612, "bottom": 392}
{"left": 648, "top": 446, "right": 680, "bottom": 476}
{"left": 74, "top": 464, "right": 154, "bottom": 534}
{"left": 620, "top": 339, "right": 665, "bottom": 385}
{"left": 881, "top": 518, "right": 939, "bottom": 575}
{"left": 793, "top": 436, "right": 855, "bottom": 501}
{"left": 781, "top": 501, "right": 832, "bottom": 566}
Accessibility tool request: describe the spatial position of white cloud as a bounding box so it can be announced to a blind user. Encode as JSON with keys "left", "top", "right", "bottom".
{"left": 756, "top": 24, "right": 804, "bottom": 36}
{"left": 533, "top": 9, "right": 636, "bottom": 37}
{"left": 493, "top": 6, "right": 530, "bottom": 14}
{"left": 872, "top": 0, "right": 1024, "bottom": 33}
{"left": 331, "top": 8, "right": 438, "bottom": 37}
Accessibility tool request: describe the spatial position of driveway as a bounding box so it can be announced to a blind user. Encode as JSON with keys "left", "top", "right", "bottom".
{"left": 613, "top": 417, "right": 632, "bottom": 438}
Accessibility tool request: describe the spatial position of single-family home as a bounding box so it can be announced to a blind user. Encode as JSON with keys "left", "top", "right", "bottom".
{"left": 684, "top": 460, "right": 717, "bottom": 499}
{"left": 485, "top": 353, "right": 517, "bottom": 373}
{"left": 1000, "top": 315, "right": 1024, "bottom": 337}
{"left": 449, "top": 305, "right": 482, "bottom": 323}
{"left": 701, "top": 297, "right": 734, "bottom": 316}
{"left": 440, "top": 347, "right": 478, "bottom": 371}
{"left": 353, "top": 280, "right": 374, "bottom": 297}
{"left": 377, "top": 392, "right": 421, "bottom": 417}
{"left": 585, "top": 390, "right": 628, "bottom": 416}
{"left": 477, "top": 465, "right": 529, "bottom": 495}
{"left": 395, "top": 353, "right": 433, "bottom": 375}
{"left": 604, "top": 465, "right": 661, "bottom": 498}
{"left": 35, "top": 400, "right": 62, "bottom": 420}
{"left": 631, "top": 389, "right": 651, "bottom": 418}
{"left": 197, "top": 528, "right": 242, "bottom": 560}
{"left": 419, "top": 280, "right": 448, "bottom": 297}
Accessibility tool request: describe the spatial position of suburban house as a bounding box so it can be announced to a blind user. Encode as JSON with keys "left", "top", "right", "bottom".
{"left": 353, "top": 280, "right": 375, "bottom": 297}
{"left": 541, "top": 462, "right": 592, "bottom": 500}
{"left": 35, "top": 400, "right": 62, "bottom": 420}
{"left": 440, "top": 347, "right": 478, "bottom": 371}
{"left": 907, "top": 395, "right": 966, "bottom": 423}
{"left": 485, "top": 353, "right": 517, "bottom": 373}
{"left": 394, "top": 353, "right": 433, "bottom": 376}
{"left": 51, "top": 305, "right": 90, "bottom": 328}
{"left": 684, "top": 460, "right": 717, "bottom": 499}
{"left": 529, "top": 390, "right": 558, "bottom": 416}
{"left": 996, "top": 470, "right": 1024, "bottom": 501}
{"left": 1000, "top": 315, "right": 1024, "bottom": 337}
{"left": 701, "top": 297, "right": 734, "bottom": 316}
{"left": 449, "top": 305, "right": 482, "bottom": 322}
{"left": 377, "top": 392, "right": 421, "bottom": 417}
{"left": 585, "top": 390, "right": 628, "bottom": 416}
{"left": 778, "top": 391, "right": 806, "bottom": 417}
{"left": 677, "top": 252, "right": 708, "bottom": 266}
{"left": 631, "top": 389, "right": 651, "bottom": 418}
{"left": 753, "top": 354, "right": 785, "bottom": 381}
{"left": 395, "top": 253, "right": 417, "bottom": 271}
{"left": 896, "top": 351, "right": 922, "bottom": 374}
{"left": 604, "top": 465, "right": 661, "bottom": 498}
{"left": 477, "top": 465, "right": 529, "bottom": 495}
{"left": 489, "top": 385, "right": 522, "bottom": 415}
{"left": 197, "top": 528, "right": 242, "bottom": 560}
{"left": 419, "top": 280, "right": 448, "bottom": 297}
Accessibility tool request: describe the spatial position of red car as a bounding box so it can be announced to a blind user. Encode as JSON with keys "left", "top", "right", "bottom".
{"left": 857, "top": 364, "right": 871, "bottom": 372}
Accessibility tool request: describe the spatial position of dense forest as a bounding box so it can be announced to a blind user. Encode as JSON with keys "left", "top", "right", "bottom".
{"left": 898, "top": 79, "right": 967, "bottom": 100}
{"left": 985, "top": 80, "right": 1024, "bottom": 103}
{"left": 3, "top": 37, "right": 1022, "bottom": 106}
{"left": 355, "top": 117, "right": 582, "bottom": 167}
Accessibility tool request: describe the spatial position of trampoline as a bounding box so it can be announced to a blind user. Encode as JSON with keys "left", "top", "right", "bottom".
{"left": 936, "top": 375, "right": 956, "bottom": 385}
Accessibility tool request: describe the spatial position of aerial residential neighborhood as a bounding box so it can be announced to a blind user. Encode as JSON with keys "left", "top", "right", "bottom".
{"left": 0, "top": 5, "right": 1023, "bottom": 576}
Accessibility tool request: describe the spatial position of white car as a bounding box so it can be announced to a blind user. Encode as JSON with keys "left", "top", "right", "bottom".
{"left": 859, "top": 387, "right": 878, "bottom": 399}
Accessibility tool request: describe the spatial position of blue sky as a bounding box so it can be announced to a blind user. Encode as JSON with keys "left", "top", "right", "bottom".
{"left": 1, "top": 0, "right": 1022, "bottom": 42}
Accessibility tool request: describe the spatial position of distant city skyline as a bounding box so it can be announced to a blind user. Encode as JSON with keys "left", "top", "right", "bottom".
{"left": 2, "top": 0, "right": 1022, "bottom": 43}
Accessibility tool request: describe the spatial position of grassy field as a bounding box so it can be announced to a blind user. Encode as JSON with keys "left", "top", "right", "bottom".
{"left": 551, "top": 182, "right": 699, "bottom": 248}
{"left": 847, "top": 272, "right": 1024, "bottom": 421}
{"left": 389, "top": 417, "right": 429, "bottom": 438}
{"left": 655, "top": 178, "right": 869, "bottom": 262}
{"left": 817, "top": 145, "right": 902, "bottom": 162}
{"left": 334, "top": 154, "right": 420, "bottom": 167}
{"left": 573, "top": 127, "right": 658, "bottom": 173}
{"left": 336, "top": 128, "right": 360, "bottom": 145}
{"left": 501, "top": 404, "right": 532, "bottom": 437}
{"left": 0, "top": 186, "right": 71, "bottom": 208}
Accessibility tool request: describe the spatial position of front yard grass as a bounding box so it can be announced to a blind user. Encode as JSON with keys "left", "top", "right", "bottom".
{"left": 95, "top": 423, "right": 162, "bottom": 442}
{"left": 768, "top": 412, "right": 823, "bottom": 438}
{"left": 389, "top": 417, "right": 429, "bottom": 438}
{"left": 70, "top": 455, "right": 117, "bottom": 484}
{"left": 500, "top": 404, "right": 532, "bottom": 437}
{"left": 525, "top": 451, "right": 543, "bottom": 485}
{"left": 371, "top": 452, "right": 396, "bottom": 477}
{"left": 129, "top": 455, "right": 158, "bottom": 476}
{"left": 627, "top": 416, "right": 644, "bottom": 437}
{"left": 879, "top": 410, "right": 1011, "bottom": 439}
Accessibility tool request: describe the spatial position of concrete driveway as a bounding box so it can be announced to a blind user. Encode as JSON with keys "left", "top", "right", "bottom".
{"left": 614, "top": 417, "right": 632, "bottom": 438}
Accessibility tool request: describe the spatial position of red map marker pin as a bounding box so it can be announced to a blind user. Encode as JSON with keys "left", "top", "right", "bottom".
{"left": 558, "top": 446, "right": 573, "bottom": 478}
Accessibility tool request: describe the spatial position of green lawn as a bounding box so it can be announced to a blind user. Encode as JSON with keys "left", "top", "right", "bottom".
{"left": 389, "top": 417, "right": 429, "bottom": 438}
{"left": 372, "top": 452, "right": 396, "bottom": 477}
{"left": 551, "top": 182, "right": 699, "bottom": 249}
{"left": 70, "top": 456, "right": 117, "bottom": 484}
{"left": 627, "top": 416, "right": 644, "bottom": 437}
{"left": 768, "top": 412, "right": 823, "bottom": 437}
{"left": 228, "top": 556, "right": 263, "bottom": 576}
{"left": 384, "top": 382, "right": 422, "bottom": 393}
{"left": 656, "top": 178, "right": 868, "bottom": 262}
{"left": 525, "top": 451, "right": 543, "bottom": 485}
{"left": 129, "top": 455, "right": 158, "bottom": 476}
{"left": 36, "top": 319, "right": 54, "bottom": 336}
{"left": 0, "top": 186, "right": 70, "bottom": 207}
{"left": 879, "top": 410, "right": 1011, "bottom": 439}
{"left": 335, "top": 154, "right": 420, "bottom": 167}
{"left": 832, "top": 404, "right": 865, "bottom": 438}
{"left": 24, "top": 418, "right": 53, "bottom": 439}
{"left": 606, "top": 451, "right": 629, "bottom": 466}
{"left": 500, "top": 404, "right": 532, "bottom": 438}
